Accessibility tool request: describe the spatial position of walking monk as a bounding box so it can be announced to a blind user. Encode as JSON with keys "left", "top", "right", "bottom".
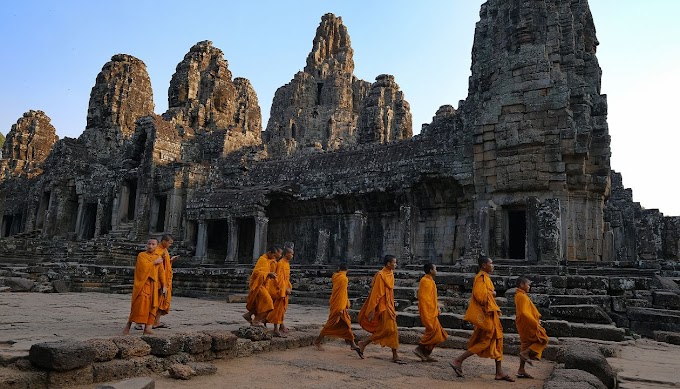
{"left": 267, "top": 247, "right": 293, "bottom": 337}
{"left": 243, "top": 245, "right": 281, "bottom": 326}
{"left": 413, "top": 262, "right": 447, "bottom": 362}
{"left": 153, "top": 234, "right": 179, "bottom": 329}
{"left": 313, "top": 263, "right": 362, "bottom": 358}
{"left": 450, "top": 255, "right": 514, "bottom": 382}
{"left": 357, "top": 255, "right": 405, "bottom": 364}
{"left": 123, "top": 238, "right": 164, "bottom": 335}
{"left": 515, "top": 276, "right": 549, "bottom": 379}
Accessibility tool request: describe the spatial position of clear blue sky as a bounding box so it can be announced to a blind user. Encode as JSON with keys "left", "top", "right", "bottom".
{"left": 1, "top": 1, "right": 678, "bottom": 215}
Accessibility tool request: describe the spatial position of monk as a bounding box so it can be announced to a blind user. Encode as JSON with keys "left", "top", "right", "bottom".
{"left": 449, "top": 255, "right": 514, "bottom": 382}
{"left": 515, "top": 276, "right": 549, "bottom": 379}
{"left": 267, "top": 247, "right": 294, "bottom": 337}
{"left": 357, "top": 255, "right": 404, "bottom": 364}
{"left": 243, "top": 245, "right": 281, "bottom": 326}
{"left": 313, "top": 263, "right": 362, "bottom": 358}
{"left": 413, "top": 262, "right": 447, "bottom": 362}
{"left": 123, "top": 238, "right": 164, "bottom": 335}
{"left": 153, "top": 234, "right": 179, "bottom": 329}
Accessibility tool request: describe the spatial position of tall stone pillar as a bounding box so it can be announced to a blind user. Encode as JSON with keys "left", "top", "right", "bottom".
{"left": 316, "top": 229, "right": 330, "bottom": 265}
{"left": 195, "top": 220, "right": 208, "bottom": 261}
{"left": 463, "top": 215, "right": 481, "bottom": 265}
{"left": 399, "top": 205, "right": 414, "bottom": 264}
{"left": 347, "top": 211, "right": 365, "bottom": 264}
{"left": 225, "top": 216, "right": 239, "bottom": 263}
{"left": 602, "top": 222, "right": 614, "bottom": 262}
{"left": 525, "top": 197, "right": 540, "bottom": 263}
{"left": 166, "top": 189, "right": 184, "bottom": 236}
{"left": 110, "top": 193, "right": 120, "bottom": 231}
{"left": 478, "top": 207, "right": 489, "bottom": 259}
{"left": 75, "top": 197, "right": 85, "bottom": 240}
{"left": 538, "top": 198, "right": 563, "bottom": 264}
{"left": 253, "top": 215, "right": 268, "bottom": 263}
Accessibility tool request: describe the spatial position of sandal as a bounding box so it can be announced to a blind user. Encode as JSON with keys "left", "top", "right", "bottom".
{"left": 449, "top": 361, "right": 463, "bottom": 377}
{"left": 495, "top": 375, "right": 515, "bottom": 382}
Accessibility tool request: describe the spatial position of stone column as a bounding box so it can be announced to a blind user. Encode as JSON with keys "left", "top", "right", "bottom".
{"left": 347, "top": 211, "right": 366, "bottom": 264}
{"left": 119, "top": 185, "right": 130, "bottom": 222}
{"left": 225, "top": 216, "right": 239, "bottom": 263}
{"left": 525, "top": 197, "right": 540, "bottom": 263}
{"left": 253, "top": 215, "right": 268, "bottom": 263}
{"left": 75, "top": 197, "right": 85, "bottom": 240}
{"left": 195, "top": 220, "right": 208, "bottom": 261}
{"left": 602, "top": 222, "right": 614, "bottom": 262}
{"left": 538, "top": 198, "right": 562, "bottom": 264}
{"left": 316, "top": 229, "right": 330, "bottom": 265}
{"left": 110, "top": 193, "right": 120, "bottom": 231}
{"left": 463, "top": 215, "right": 481, "bottom": 265}
{"left": 167, "top": 189, "right": 184, "bottom": 236}
{"left": 478, "top": 207, "right": 489, "bottom": 259}
{"left": 399, "top": 206, "right": 414, "bottom": 264}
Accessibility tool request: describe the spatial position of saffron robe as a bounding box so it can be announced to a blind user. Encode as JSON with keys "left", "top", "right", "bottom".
{"left": 155, "top": 247, "right": 172, "bottom": 314}
{"left": 358, "top": 267, "right": 399, "bottom": 349}
{"left": 267, "top": 259, "right": 292, "bottom": 324}
{"left": 515, "top": 288, "right": 549, "bottom": 359}
{"left": 128, "top": 251, "right": 161, "bottom": 325}
{"left": 319, "top": 271, "right": 355, "bottom": 341}
{"left": 246, "top": 254, "right": 274, "bottom": 314}
{"left": 417, "top": 274, "right": 448, "bottom": 351}
{"left": 465, "top": 270, "right": 504, "bottom": 360}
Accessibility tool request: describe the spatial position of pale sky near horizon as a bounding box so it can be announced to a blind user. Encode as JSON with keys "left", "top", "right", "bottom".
{"left": 0, "top": 1, "right": 678, "bottom": 215}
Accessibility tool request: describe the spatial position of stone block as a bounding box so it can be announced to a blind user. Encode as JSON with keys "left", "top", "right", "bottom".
{"left": 499, "top": 316, "right": 516, "bottom": 333}
{"left": 236, "top": 326, "right": 272, "bottom": 341}
{"left": 549, "top": 305, "right": 613, "bottom": 324}
{"left": 653, "top": 291, "right": 680, "bottom": 309}
{"left": 543, "top": 320, "right": 572, "bottom": 337}
{"left": 608, "top": 277, "right": 636, "bottom": 292}
{"left": 0, "top": 369, "right": 47, "bottom": 389}
{"left": 569, "top": 323, "right": 625, "bottom": 341}
{"left": 562, "top": 345, "right": 616, "bottom": 388}
{"left": 95, "top": 376, "right": 155, "bottom": 389}
{"left": 200, "top": 330, "right": 237, "bottom": 352}
{"left": 396, "top": 312, "right": 420, "bottom": 328}
{"left": 250, "top": 340, "right": 271, "bottom": 354}
{"left": 398, "top": 330, "right": 421, "bottom": 345}
{"left": 111, "top": 337, "right": 151, "bottom": 359}
{"left": 48, "top": 365, "right": 93, "bottom": 387}
{"left": 92, "top": 359, "right": 137, "bottom": 383}
{"left": 140, "top": 334, "right": 182, "bottom": 357}
{"left": 393, "top": 286, "right": 417, "bottom": 300}
{"left": 28, "top": 339, "right": 95, "bottom": 371}
{"left": 235, "top": 339, "right": 253, "bottom": 357}
{"left": 168, "top": 364, "right": 194, "bottom": 380}
{"left": 4, "top": 277, "right": 34, "bottom": 292}
{"left": 545, "top": 368, "right": 606, "bottom": 389}
{"left": 86, "top": 339, "right": 119, "bottom": 362}
{"left": 269, "top": 337, "right": 288, "bottom": 351}
{"left": 437, "top": 313, "right": 465, "bottom": 329}
{"left": 177, "top": 333, "right": 212, "bottom": 354}
{"left": 188, "top": 362, "right": 217, "bottom": 376}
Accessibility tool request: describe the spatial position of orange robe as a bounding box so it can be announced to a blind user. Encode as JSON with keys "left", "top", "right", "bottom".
{"left": 267, "top": 259, "right": 291, "bottom": 324}
{"left": 155, "top": 247, "right": 172, "bottom": 314}
{"left": 246, "top": 254, "right": 274, "bottom": 314}
{"left": 128, "top": 251, "right": 161, "bottom": 326}
{"left": 418, "top": 274, "right": 448, "bottom": 351}
{"left": 319, "top": 270, "right": 355, "bottom": 341}
{"left": 358, "top": 267, "right": 399, "bottom": 349}
{"left": 515, "top": 288, "right": 549, "bottom": 359}
{"left": 464, "top": 270, "right": 504, "bottom": 360}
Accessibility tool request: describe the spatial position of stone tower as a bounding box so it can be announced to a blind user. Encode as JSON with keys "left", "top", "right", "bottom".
{"left": 265, "top": 13, "right": 371, "bottom": 154}
{"left": 81, "top": 54, "right": 154, "bottom": 153}
{"left": 463, "top": 0, "right": 611, "bottom": 261}
{"left": 1, "top": 110, "right": 58, "bottom": 177}
{"left": 357, "top": 74, "right": 412, "bottom": 144}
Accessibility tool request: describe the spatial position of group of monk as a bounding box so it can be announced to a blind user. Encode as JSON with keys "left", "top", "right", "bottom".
{"left": 123, "top": 235, "right": 177, "bottom": 335}
{"left": 124, "top": 239, "right": 549, "bottom": 382}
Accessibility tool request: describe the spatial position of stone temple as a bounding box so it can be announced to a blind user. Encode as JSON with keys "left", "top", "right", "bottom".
{"left": 0, "top": 2, "right": 679, "bottom": 339}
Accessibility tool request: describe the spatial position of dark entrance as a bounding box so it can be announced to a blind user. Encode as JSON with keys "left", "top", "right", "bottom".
{"left": 35, "top": 191, "right": 50, "bottom": 230}
{"left": 126, "top": 180, "right": 137, "bottom": 221}
{"left": 81, "top": 203, "right": 97, "bottom": 240}
{"left": 2, "top": 215, "right": 14, "bottom": 237}
{"left": 507, "top": 210, "right": 526, "bottom": 259}
{"left": 237, "top": 218, "right": 255, "bottom": 264}
{"left": 207, "top": 220, "right": 229, "bottom": 260}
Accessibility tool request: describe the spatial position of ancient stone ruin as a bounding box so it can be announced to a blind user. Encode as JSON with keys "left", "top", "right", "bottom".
{"left": 0, "top": 0, "right": 679, "bottom": 344}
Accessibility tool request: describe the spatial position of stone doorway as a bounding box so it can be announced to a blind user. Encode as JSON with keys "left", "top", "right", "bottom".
{"left": 81, "top": 203, "right": 97, "bottom": 240}
{"left": 35, "top": 191, "right": 50, "bottom": 230}
{"left": 207, "top": 220, "right": 229, "bottom": 261}
{"left": 506, "top": 208, "right": 527, "bottom": 259}
{"left": 237, "top": 218, "right": 255, "bottom": 264}
{"left": 151, "top": 195, "right": 167, "bottom": 232}
{"left": 1, "top": 215, "right": 14, "bottom": 237}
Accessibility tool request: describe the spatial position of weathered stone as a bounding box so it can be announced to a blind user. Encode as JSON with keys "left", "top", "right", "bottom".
{"left": 0, "top": 369, "right": 47, "bottom": 389}
{"left": 569, "top": 323, "right": 625, "bottom": 342}
{"left": 236, "top": 326, "right": 272, "bottom": 341}
{"left": 82, "top": 54, "right": 154, "bottom": 154}
{"left": 549, "top": 305, "right": 613, "bottom": 324}
{"left": 168, "top": 364, "right": 194, "bottom": 380}
{"left": 95, "top": 376, "right": 155, "bottom": 389}
{"left": 545, "top": 368, "right": 607, "bottom": 389}
{"left": 187, "top": 362, "right": 217, "bottom": 376}
{"left": 47, "top": 364, "right": 93, "bottom": 387}
{"left": 92, "top": 356, "right": 165, "bottom": 383}
{"left": 357, "top": 74, "right": 412, "bottom": 144}
{"left": 653, "top": 291, "right": 680, "bottom": 309}
{"left": 562, "top": 344, "right": 617, "bottom": 388}
{"left": 52, "top": 280, "right": 69, "bottom": 293}
{"left": 1, "top": 110, "right": 58, "bottom": 177}
{"left": 140, "top": 334, "right": 182, "bottom": 357}
{"left": 111, "top": 337, "right": 151, "bottom": 359}
{"left": 3, "top": 277, "right": 34, "bottom": 292}
{"left": 28, "top": 339, "right": 95, "bottom": 371}
{"left": 86, "top": 339, "right": 119, "bottom": 362}
{"left": 199, "top": 330, "right": 237, "bottom": 352}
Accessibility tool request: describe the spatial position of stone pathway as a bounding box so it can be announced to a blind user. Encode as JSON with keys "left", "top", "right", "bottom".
{"left": 608, "top": 338, "right": 680, "bottom": 388}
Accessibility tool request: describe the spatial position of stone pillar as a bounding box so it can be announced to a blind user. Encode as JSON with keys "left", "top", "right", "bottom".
{"left": 316, "top": 229, "right": 330, "bottom": 265}
{"left": 225, "top": 216, "right": 239, "bottom": 263}
{"left": 94, "top": 199, "right": 105, "bottom": 238}
{"left": 347, "top": 211, "right": 366, "bottom": 264}
{"left": 463, "top": 215, "right": 481, "bottom": 265}
{"left": 167, "top": 189, "right": 184, "bottom": 236}
{"left": 195, "top": 220, "right": 208, "bottom": 261}
{"left": 399, "top": 205, "right": 414, "bottom": 264}
{"left": 253, "top": 215, "right": 268, "bottom": 263}
{"left": 525, "top": 197, "right": 540, "bottom": 263}
{"left": 538, "top": 198, "right": 562, "bottom": 264}
{"left": 602, "top": 222, "right": 614, "bottom": 262}
{"left": 478, "top": 207, "right": 489, "bottom": 258}
{"left": 75, "top": 197, "right": 85, "bottom": 240}
{"left": 119, "top": 185, "right": 130, "bottom": 222}
{"left": 110, "top": 193, "right": 120, "bottom": 231}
